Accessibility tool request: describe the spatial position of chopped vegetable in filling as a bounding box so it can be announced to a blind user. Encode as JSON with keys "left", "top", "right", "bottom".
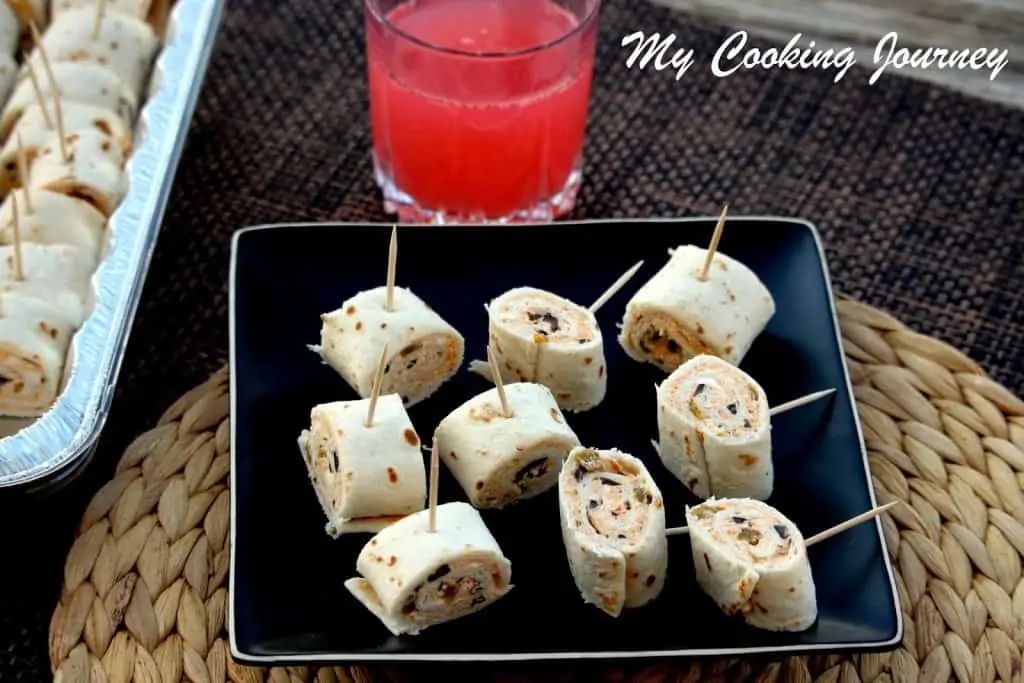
{"left": 404, "top": 561, "right": 498, "bottom": 621}
{"left": 690, "top": 502, "right": 796, "bottom": 564}
{"left": 567, "top": 451, "right": 650, "bottom": 546}
{"left": 665, "top": 357, "right": 765, "bottom": 438}
{"left": 493, "top": 290, "right": 594, "bottom": 345}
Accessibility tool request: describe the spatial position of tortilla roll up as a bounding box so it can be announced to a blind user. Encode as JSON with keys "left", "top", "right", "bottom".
{"left": 297, "top": 394, "right": 427, "bottom": 537}
{"left": 687, "top": 498, "right": 817, "bottom": 632}
{"left": 344, "top": 501, "right": 513, "bottom": 636}
{"left": 476, "top": 286, "right": 606, "bottom": 412}
{"left": 558, "top": 447, "right": 667, "bottom": 617}
{"left": 313, "top": 286, "right": 464, "bottom": 408}
{"left": 618, "top": 245, "right": 775, "bottom": 370}
{"left": 657, "top": 354, "right": 772, "bottom": 500}
{"left": 0, "top": 101, "right": 131, "bottom": 194}
{"left": 0, "top": 241, "right": 92, "bottom": 293}
{"left": 22, "top": 8, "right": 158, "bottom": 97}
{"left": 51, "top": 0, "right": 173, "bottom": 35}
{"left": 0, "top": 292, "right": 75, "bottom": 416}
{"left": 434, "top": 382, "right": 581, "bottom": 509}
{"left": 28, "top": 129, "right": 126, "bottom": 216}
{"left": 0, "top": 62, "right": 137, "bottom": 140}
{"left": 0, "top": 189, "right": 107, "bottom": 266}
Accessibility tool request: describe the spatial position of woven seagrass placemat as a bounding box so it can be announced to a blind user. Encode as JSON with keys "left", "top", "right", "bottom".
{"left": 48, "top": 296, "right": 1024, "bottom": 682}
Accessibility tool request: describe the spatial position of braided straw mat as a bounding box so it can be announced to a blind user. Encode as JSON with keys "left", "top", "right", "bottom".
{"left": 47, "top": 295, "right": 1024, "bottom": 683}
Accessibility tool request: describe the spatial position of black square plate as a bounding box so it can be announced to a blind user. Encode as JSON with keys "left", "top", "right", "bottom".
{"left": 228, "top": 218, "right": 902, "bottom": 664}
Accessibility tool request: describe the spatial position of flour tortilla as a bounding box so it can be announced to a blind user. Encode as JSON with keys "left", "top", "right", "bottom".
{"left": 619, "top": 245, "right": 775, "bottom": 371}
{"left": 344, "top": 502, "right": 513, "bottom": 636}
{"left": 22, "top": 7, "right": 158, "bottom": 97}
{"left": 313, "top": 286, "right": 464, "bottom": 408}
{"left": 0, "top": 188, "right": 107, "bottom": 266}
{"left": 0, "top": 290, "right": 75, "bottom": 417}
{"left": 29, "top": 129, "right": 127, "bottom": 216}
{"left": 297, "top": 393, "right": 426, "bottom": 537}
{"left": 434, "top": 382, "right": 580, "bottom": 508}
{"left": 471, "top": 286, "right": 606, "bottom": 412}
{"left": 687, "top": 498, "right": 817, "bottom": 632}
{"left": 656, "top": 354, "right": 773, "bottom": 500}
{"left": 1, "top": 61, "right": 137, "bottom": 140}
{"left": 557, "top": 447, "right": 668, "bottom": 617}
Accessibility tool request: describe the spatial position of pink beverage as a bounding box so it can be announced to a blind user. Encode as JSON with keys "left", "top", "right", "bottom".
{"left": 365, "top": 0, "right": 600, "bottom": 222}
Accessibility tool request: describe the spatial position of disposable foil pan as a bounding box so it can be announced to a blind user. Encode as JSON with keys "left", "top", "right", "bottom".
{"left": 0, "top": 0, "right": 226, "bottom": 488}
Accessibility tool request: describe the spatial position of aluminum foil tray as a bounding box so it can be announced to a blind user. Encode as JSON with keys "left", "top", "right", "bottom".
{"left": 0, "top": 0, "right": 226, "bottom": 487}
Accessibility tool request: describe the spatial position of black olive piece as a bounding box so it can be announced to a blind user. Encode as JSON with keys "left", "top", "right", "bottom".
{"left": 732, "top": 516, "right": 746, "bottom": 524}
{"left": 727, "top": 403, "right": 738, "bottom": 414}
{"left": 666, "top": 339, "right": 680, "bottom": 354}
{"left": 540, "top": 312, "right": 560, "bottom": 331}
{"left": 743, "top": 419, "right": 752, "bottom": 429}
{"left": 427, "top": 564, "right": 451, "bottom": 582}
{"left": 400, "top": 343, "right": 422, "bottom": 357}
{"left": 588, "top": 499, "right": 599, "bottom": 509}
{"left": 406, "top": 359, "right": 417, "bottom": 370}
{"left": 332, "top": 452, "right": 339, "bottom": 472}
{"left": 514, "top": 458, "right": 549, "bottom": 486}
{"left": 624, "top": 502, "right": 631, "bottom": 511}
{"left": 384, "top": 364, "right": 391, "bottom": 374}
{"left": 470, "top": 595, "right": 486, "bottom": 606}
{"left": 599, "top": 477, "right": 619, "bottom": 486}
{"left": 535, "top": 328, "right": 549, "bottom": 336}
{"left": 574, "top": 467, "right": 585, "bottom": 482}
{"left": 774, "top": 525, "right": 790, "bottom": 539}
{"left": 694, "top": 383, "right": 706, "bottom": 396}
{"left": 618, "top": 534, "right": 627, "bottom": 539}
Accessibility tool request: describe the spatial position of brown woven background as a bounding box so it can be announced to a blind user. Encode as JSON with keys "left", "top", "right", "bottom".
{"left": 1, "top": 0, "right": 1023, "bottom": 678}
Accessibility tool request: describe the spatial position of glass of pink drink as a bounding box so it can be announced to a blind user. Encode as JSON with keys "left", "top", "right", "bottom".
{"left": 364, "top": 0, "right": 601, "bottom": 223}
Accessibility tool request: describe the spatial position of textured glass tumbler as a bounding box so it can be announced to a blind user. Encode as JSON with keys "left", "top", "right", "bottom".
{"left": 365, "top": 0, "right": 601, "bottom": 224}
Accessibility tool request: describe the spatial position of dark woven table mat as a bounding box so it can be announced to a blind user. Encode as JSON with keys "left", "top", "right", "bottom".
{"left": 3, "top": 0, "right": 1024, "bottom": 677}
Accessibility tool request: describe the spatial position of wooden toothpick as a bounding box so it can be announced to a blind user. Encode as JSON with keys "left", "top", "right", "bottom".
{"left": 769, "top": 388, "right": 837, "bottom": 417}
{"left": 31, "top": 23, "right": 60, "bottom": 106}
{"left": 24, "top": 62, "right": 52, "bottom": 130}
{"left": 364, "top": 343, "right": 389, "bottom": 428}
{"left": 385, "top": 225, "right": 397, "bottom": 312}
{"left": 16, "top": 134, "right": 31, "bottom": 212}
{"left": 51, "top": 89, "right": 68, "bottom": 164}
{"left": 663, "top": 500, "right": 899, "bottom": 541}
{"left": 698, "top": 205, "right": 728, "bottom": 281}
{"left": 29, "top": 24, "right": 68, "bottom": 163}
{"left": 10, "top": 193, "right": 23, "bottom": 281}
{"left": 427, "top": 439, "right": 439, "bottom": 533}
{"left": 805, "top": 501, "right": 900, "bottom": 547}
{"left": 92, "top": 0, "right": 108, "bottom": 41}
{"left": 589, "top": 260, "right": 644, "bottom": 314}
{"left": 486, "top": 343, "right": 512, "bottom": 418}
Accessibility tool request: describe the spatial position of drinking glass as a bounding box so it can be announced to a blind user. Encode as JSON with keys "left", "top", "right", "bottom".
{"left": 364, "top": 0, "right": 601, "bottom": 223}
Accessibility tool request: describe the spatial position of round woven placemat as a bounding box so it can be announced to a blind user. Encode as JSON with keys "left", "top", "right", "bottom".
{"left": 48, "top": 295, "right": 1024, "bottom": 683}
